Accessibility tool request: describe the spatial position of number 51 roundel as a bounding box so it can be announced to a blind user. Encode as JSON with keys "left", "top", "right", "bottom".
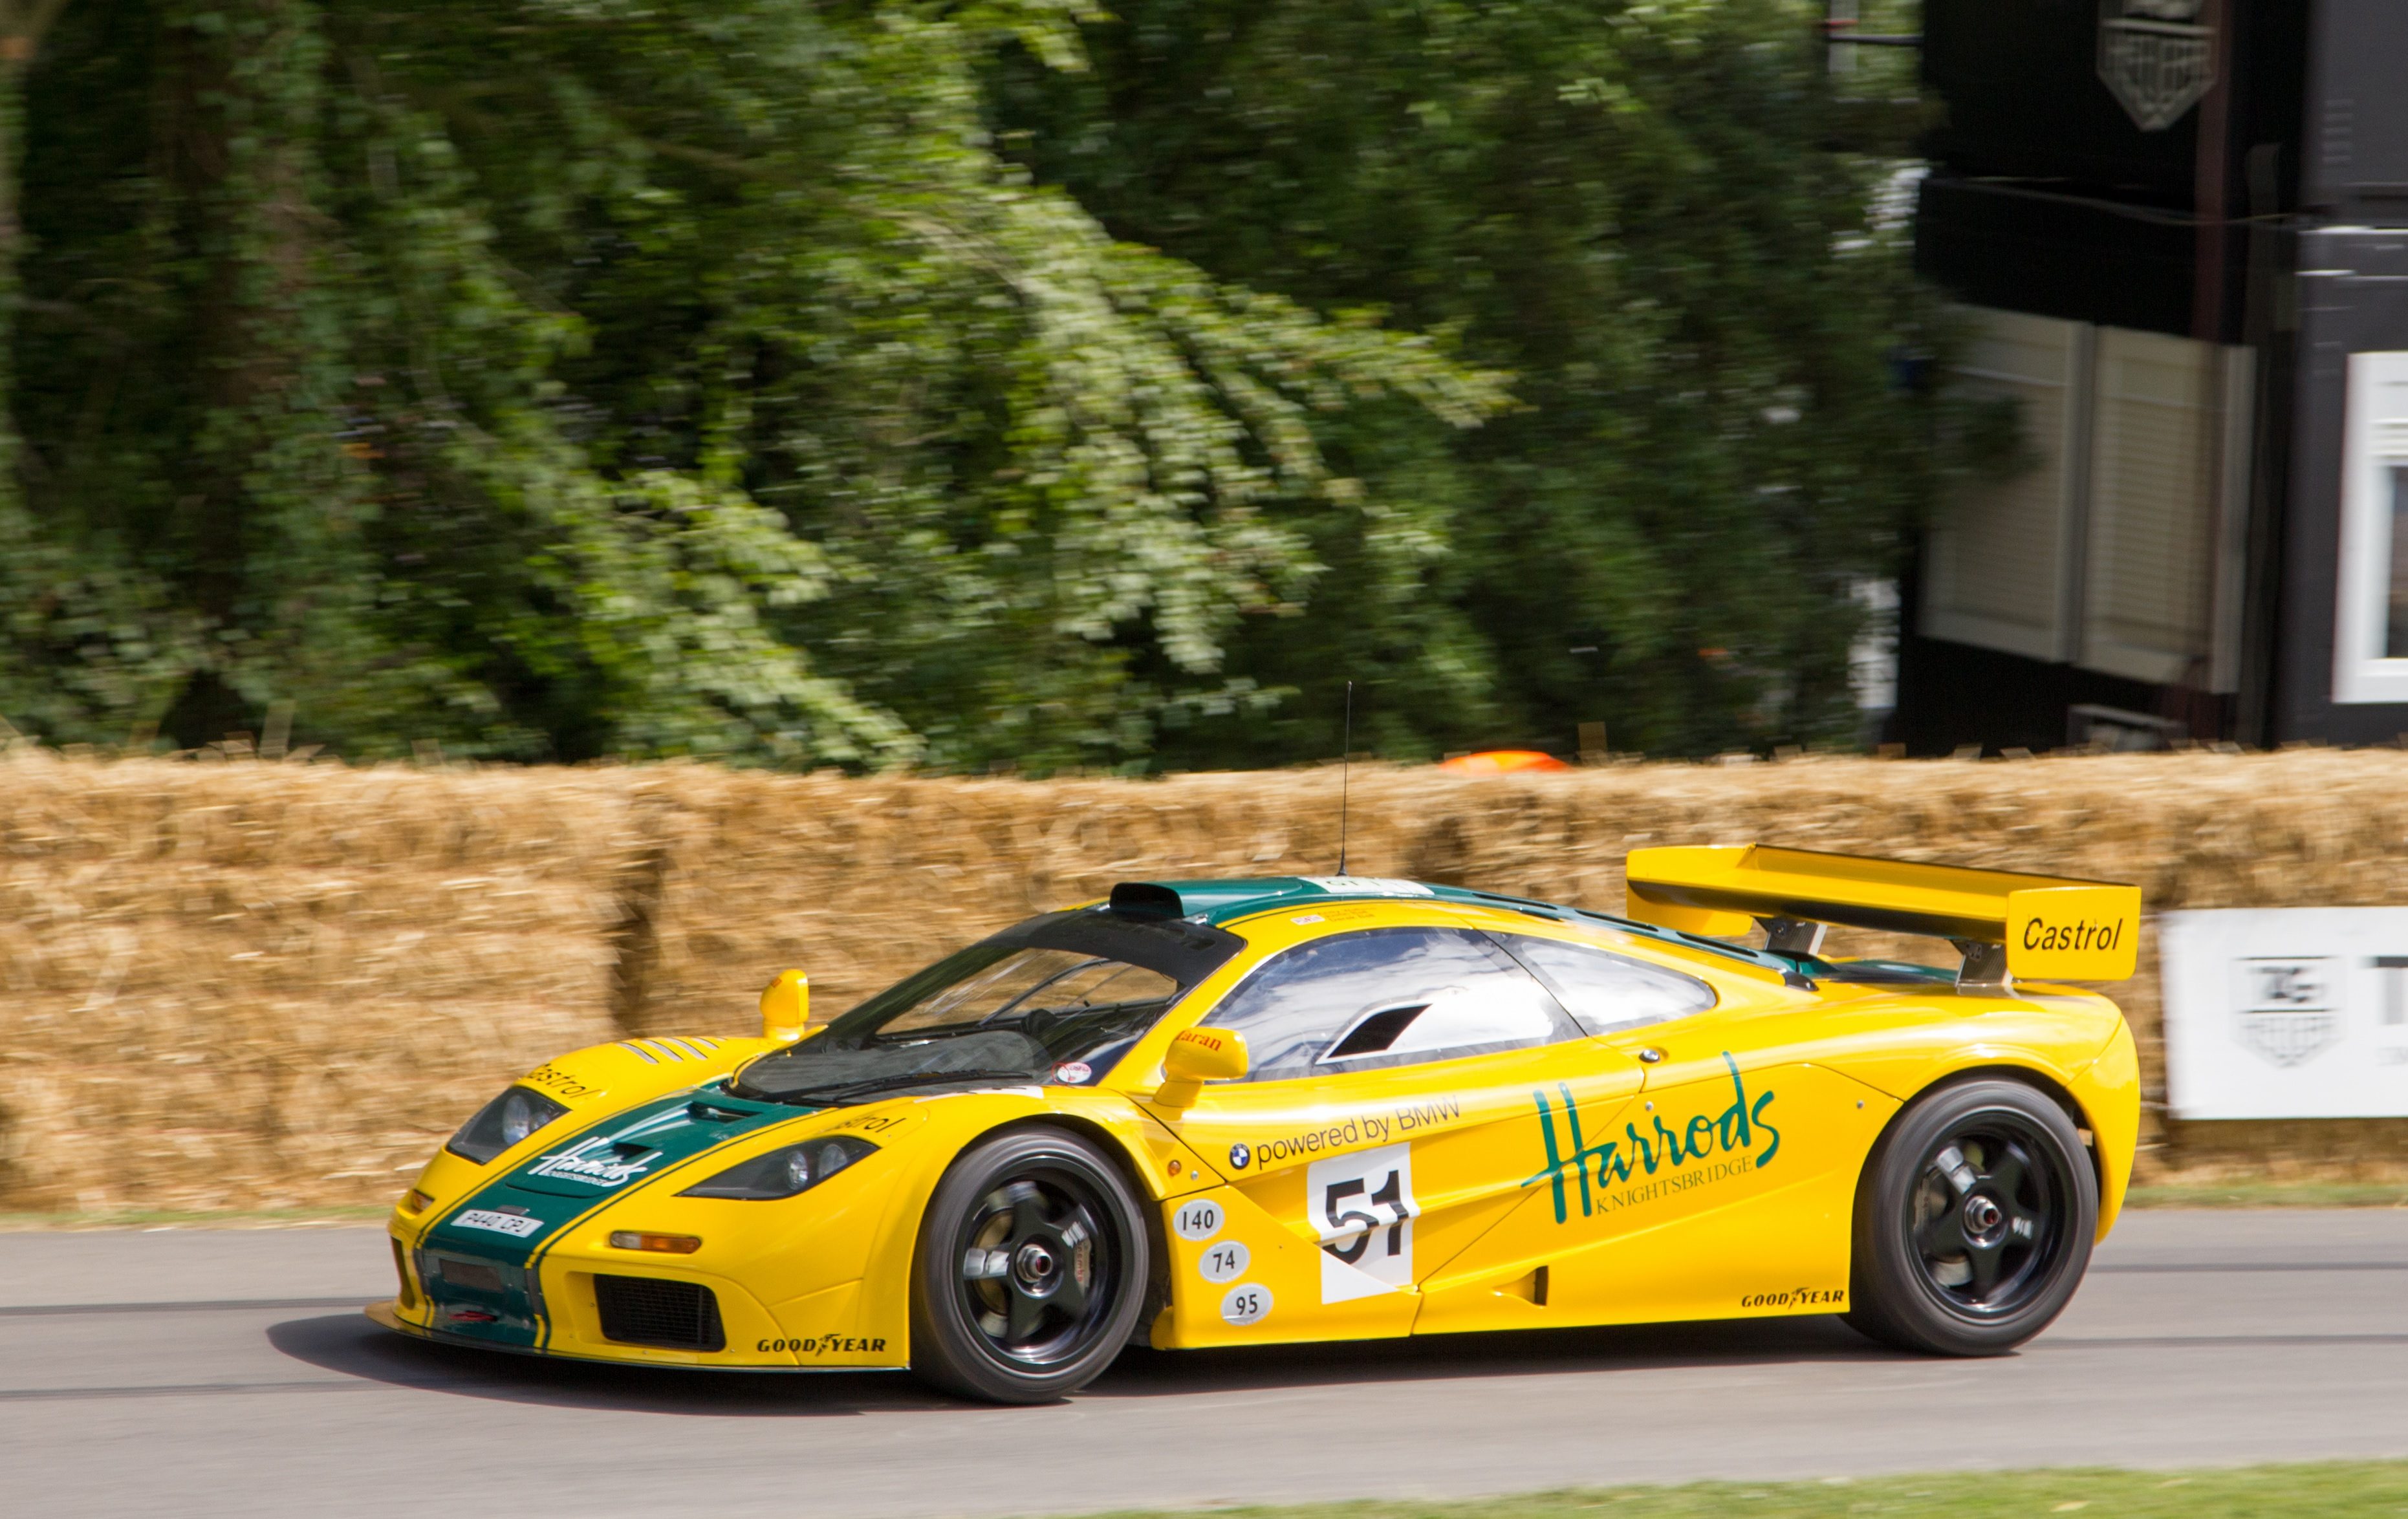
{"left": 1307, "top": 1141, "right": 1419, "bottom": 1303}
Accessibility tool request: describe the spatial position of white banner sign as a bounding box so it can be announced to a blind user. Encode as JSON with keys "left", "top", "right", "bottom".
{"left": 2161, "top": 909, "right": 2408, "bottom": 1119}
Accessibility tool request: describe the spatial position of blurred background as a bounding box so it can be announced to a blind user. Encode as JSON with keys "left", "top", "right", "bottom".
{"left": 8, "top": 8, "right": 2408, "bottom": 1513}
{"left": 0, "top": 0, "right": 1958, "bottom": 771}
{"left": 10, "top": 2, "right": 2408, "bottom": 771}
{"left": 6, "top": 0, "right": 2408, "bottom": 1203}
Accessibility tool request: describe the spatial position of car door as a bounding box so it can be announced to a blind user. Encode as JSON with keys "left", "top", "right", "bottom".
{"left": 1138, "top": 912, "right": 1642, "bottom": 1346}
{"left": 1582, "top": 978, "right": 1898, "bottom": 1322}
{"left": 1419, "top": 919, "right": 1898, "bottom": 1331}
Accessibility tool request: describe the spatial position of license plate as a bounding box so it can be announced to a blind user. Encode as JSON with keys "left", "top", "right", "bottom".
{"left": 454, "top": 1209, "right": 542, "bottom": 1238}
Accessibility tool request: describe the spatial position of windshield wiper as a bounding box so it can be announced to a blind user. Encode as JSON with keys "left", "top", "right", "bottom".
{"left": 764, "top": 1068, "right": 1040, "bottom": 1106}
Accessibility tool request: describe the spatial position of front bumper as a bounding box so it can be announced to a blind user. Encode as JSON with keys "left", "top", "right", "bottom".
{"left": 382, "top": 1229, "right": 905, "bottom": 1370}
{"left": 363, "top": 1299, "right": 891, "bottom": 1373}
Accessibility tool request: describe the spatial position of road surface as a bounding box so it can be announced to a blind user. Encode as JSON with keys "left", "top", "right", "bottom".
{"left": 4, "top": 1211, "right": 2407, "bottom": 1518}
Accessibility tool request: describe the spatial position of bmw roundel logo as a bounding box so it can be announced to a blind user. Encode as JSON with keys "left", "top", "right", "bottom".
{"left": 1228, "top": 1142, "right": 1251, "bottom": 1170}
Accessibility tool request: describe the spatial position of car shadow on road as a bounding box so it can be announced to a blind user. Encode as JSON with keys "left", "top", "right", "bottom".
{"left": 265, "top": 1313, "right": 935, "bottom": 1416}
{"left": 268, "top": 1309, "right": 1901, "bottom": 1416}
{"left": 1091, "top": 1314, "right": 1889, "bottom": 1399}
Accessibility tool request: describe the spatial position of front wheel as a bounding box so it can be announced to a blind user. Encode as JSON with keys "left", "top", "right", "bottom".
{"left": 1846, "top": 1078, "right": 2097, "bottom": 1355}
{"left": 908, "top": 1126, "right": 1149, "bottom": 1403}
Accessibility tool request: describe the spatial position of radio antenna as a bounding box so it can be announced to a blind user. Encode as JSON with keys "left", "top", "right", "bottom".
{"left": 1336, "top": 681, "right": 1353, "bottom": 875}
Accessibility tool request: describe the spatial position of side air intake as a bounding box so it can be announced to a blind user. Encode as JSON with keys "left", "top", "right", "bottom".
{"left": 593, "top": 1275, "right": 726, "bottom": 1352}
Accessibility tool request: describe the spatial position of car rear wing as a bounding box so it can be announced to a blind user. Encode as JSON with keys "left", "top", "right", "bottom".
{"left": 1622, "top": 844, "right": 2140, "bottom": 990}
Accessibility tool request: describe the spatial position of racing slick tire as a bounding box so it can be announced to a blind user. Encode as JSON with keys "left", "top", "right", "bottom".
{"left": 1845, "top": 1078, "right": 2097, "bottom": 1357}
{"left": 909, "top": 1126, "right": 1150, "bottom": 1403}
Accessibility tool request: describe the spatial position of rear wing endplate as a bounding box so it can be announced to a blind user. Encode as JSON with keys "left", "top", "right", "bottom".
{"left": 1623, "top": 845, "right": 2140, "bottom": 989}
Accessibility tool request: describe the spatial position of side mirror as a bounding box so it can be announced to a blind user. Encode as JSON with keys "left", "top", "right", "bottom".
{"left": 760, "top": 969, "right": 814, "bottom": 1043}
{"left": 1155, "top": 1027, "right": 1248, "bottom": 1110}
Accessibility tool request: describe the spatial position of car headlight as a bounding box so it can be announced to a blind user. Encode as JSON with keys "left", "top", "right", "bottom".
{"left": 678, "top": 1136, "right": 878, "bottom": 1200}
{"left": 445, "top": 1085, "right": 572, "bottom": 1165}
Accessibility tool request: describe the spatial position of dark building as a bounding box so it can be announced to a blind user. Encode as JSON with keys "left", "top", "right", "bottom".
{"left": 1895, "top": 0, "right": 2408, "bottom": 751}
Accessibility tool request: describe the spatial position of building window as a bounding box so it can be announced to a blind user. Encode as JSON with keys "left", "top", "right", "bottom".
{"left": 2332, "top": 352, "right": 2408, "bottom": 703}
{"left": 1922, "top": 310, "right": 2088, "bottom": 663}
{"left": 1922, "top": 304, "right": 2251, "bottom": 693}
{"left": 2080, "top": 328, "right": 2252, "bottom": 689}
{"left": 2391, "top": 465, "right": 2408, "bottom": 658}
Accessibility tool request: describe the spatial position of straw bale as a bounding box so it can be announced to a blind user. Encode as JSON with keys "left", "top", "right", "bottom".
{"left": 0, "top": 750, "right": 631, "bottom": 1209}
{"left": 5, "top": 747, "right": 2407, "bottom": 1211}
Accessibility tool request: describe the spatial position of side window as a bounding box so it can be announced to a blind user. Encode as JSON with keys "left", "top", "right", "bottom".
{"left": 1199, "top": 927, "right": 1578, "bottom": 1081}
{"left": 1494, "top": 934, "right": 1717, "bottom": 1035}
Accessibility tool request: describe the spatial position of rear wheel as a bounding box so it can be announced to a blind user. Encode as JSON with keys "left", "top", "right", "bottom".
{"left": 908, "top": 1126, "right": 1148, "bottom": 1403}
{"left": 1846, "top": 1079, "right": 2096, "bottom": 1355}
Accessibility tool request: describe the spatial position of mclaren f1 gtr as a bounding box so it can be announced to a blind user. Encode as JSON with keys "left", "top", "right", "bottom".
{"left": 372, "top": 845, "right": 2143, "bottom": 1403}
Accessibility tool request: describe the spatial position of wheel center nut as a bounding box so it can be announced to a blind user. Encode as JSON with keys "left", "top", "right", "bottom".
{"left": 1014, "top": 1242, "right": 1058, "bottom": 1288}
{"left": 1963, "top": 1194, "right": 2004, "bottom": 1238}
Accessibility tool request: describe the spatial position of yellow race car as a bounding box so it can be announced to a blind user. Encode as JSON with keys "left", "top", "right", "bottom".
{"left": 372, "top": 845, "right": 2142, "bottom": 1403}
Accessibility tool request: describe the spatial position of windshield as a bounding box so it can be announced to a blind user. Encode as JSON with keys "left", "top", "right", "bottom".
{"left": 730, "top": 907, "right": 1244, "bottom": 1104}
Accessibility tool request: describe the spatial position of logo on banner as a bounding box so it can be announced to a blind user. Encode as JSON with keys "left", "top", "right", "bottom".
{"left": 2233, "top": 957, "right": 2340, "bottom": 1068}
{"left": 2099, "top": 0, "right": 2214, "bottom": 133}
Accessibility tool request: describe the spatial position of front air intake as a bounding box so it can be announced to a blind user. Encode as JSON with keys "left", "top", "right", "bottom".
{"left": 593, "top": 1274, "right": 726, "bottom": 1352}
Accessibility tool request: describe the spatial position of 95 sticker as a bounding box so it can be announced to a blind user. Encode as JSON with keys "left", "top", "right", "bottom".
{"left": 1219, "top": 1282, "right": 1272, "bottom": 1326}
{"left": 453, "top": 1209, "right": 541, "bottom": 1238}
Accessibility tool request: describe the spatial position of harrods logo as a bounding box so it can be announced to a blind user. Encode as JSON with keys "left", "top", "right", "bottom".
{"left": 2099, "top": 0, "right": 2215, "bottom": 133}
{"left": 1524, "top": 1054, "right": 1780, "bottom": 1225}
{"left": 527, "top": 1134, "right": 655, "bottom": 1187}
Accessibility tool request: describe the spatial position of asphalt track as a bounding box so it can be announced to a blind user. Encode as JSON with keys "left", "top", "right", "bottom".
{"left": 5, "top": 1211, "right": 2407, "bottom": 1519}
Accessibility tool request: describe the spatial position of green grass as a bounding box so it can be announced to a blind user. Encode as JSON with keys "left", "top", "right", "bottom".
{"left": 1079, "top": 1465, "right": 2408, "bottom": 1519}
{"left": 0, "top": 1205, "right": 391, "bottom": 1231}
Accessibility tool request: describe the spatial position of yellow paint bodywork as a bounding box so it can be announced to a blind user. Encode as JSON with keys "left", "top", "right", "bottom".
{"left": 380, "top": 890, "right": 2141, "bottom": 1374}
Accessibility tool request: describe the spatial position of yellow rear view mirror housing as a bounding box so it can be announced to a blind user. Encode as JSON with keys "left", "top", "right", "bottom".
{"left": 1155, "top": 1027, "right": 1248, "bottom": 1109}
{"left": 760, "top": 969, "right": 814, "bottom": 1042}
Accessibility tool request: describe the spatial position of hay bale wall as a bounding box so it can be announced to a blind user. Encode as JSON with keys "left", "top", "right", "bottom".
{"left": 3, "top": 749, "right": 2405, "bottom": 1211}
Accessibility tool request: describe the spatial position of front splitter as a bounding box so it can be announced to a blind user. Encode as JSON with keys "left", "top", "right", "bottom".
{"left": 362, "top": 1300, "right": 900, "bottom": 1374}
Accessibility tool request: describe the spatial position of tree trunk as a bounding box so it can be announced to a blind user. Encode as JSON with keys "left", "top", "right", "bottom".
{"left": 0, "top": 1, "right": 69, "bottom": 515}
{"left": 159, "top": 0, "right": 322, "bottom": 627}
{"left": 0, "top": 1, "right": 72, "bottom": 737}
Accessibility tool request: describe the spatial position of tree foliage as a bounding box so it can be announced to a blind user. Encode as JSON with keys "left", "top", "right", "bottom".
{"left": 2, "top": 0, "right": 1953, "bottom": 768}
{"left": 993, "top": 0, "right": 1957, "bottom": 762}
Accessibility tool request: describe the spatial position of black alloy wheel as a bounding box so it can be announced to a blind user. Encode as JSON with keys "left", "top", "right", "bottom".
{"left": 1846, "top": 1079, "right": 2098, "bottom": 1355}
{"left": 909, "top": 1127, "right": 1148, "bottom": 1403}
{"left": 1908, "top": 1122, "right": 2057, "bottom": 1310}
